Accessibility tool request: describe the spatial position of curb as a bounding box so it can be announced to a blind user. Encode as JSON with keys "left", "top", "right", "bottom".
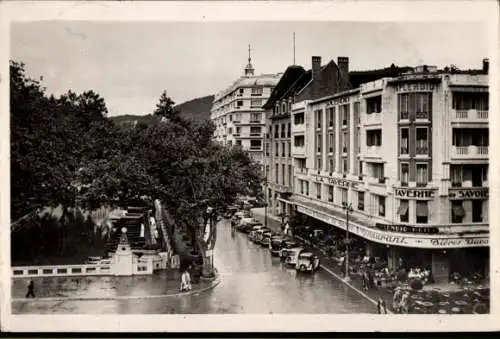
{"left": 12, "top": 274, "right": 222, "bottom": 303}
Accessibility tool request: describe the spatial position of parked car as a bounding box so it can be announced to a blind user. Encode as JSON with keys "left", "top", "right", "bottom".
{"left": 296, "top": 251, "right": 320, "bottom": 273}
{"left": 223, "top": 206, "right": 238, "bottom": 219}
{"left": 253, "top": 229, "right": 266, "bottom": 243}
{"left": 269, "top": 236, "right": 285, "bottom": 256}
{"left": 259, "top": 231, "right": 273, "bottom": 247}
{"left": 279, "top": 240, "right": 299, "bottom": 261}
{"left": 249, "top": 225, "right": 265, "bottom": 240}
{"left": 238, "top": 218, "right": 261, "bottom": 233}
{"left": 284, "top": 247, "right": 304, "bottom": 268}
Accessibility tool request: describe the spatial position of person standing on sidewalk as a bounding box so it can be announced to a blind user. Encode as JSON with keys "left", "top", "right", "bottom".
{"left": 25, "top": 280, "right": 35, "bottom": 298}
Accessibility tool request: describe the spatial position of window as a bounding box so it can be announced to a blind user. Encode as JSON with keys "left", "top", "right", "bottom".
{"left": 317, "top": 157, "right": 322, "bottom": 171}
{"left": 472, "top": 200, "right": 483, "bottom": 222}
{"left": 294, "top": 112, "right": 305, "bottom": 125}
{"left": 275, "top": 142, "right": 279, "bottom": 156}
{"left": 282, "top": 102, "right": 287, "bottom": 114}
{"left": 236, "top": 140, "right": 242, "bottom": 146}
{"left": 275, "top": 164, "right": 279, "bottom": 184}
{"left": 328, "top": 186, "right": 334, "bottom": 202}
{"left": 236, "top": 127, "right": 241, "bottom": 135}
{"left": 371, "top": 163, "right": 385, "bottom": 181}
{"left": 228, "top": 127, "right": 233, "bottom": 135}
{"left": 343, "top": 158, "right": 348, "bottom": 173}
{"left": 398, "top": 93, "right": 432, "bottom": 119}
{"left": 452, "top": 92, "right": 489, "bottom": 110}
{"left": 250, "top": 113, "right": 261, "bottom": 122}
{"left": 234, "top": 113, "right": 241, "bottom": 122}
{"left": 328, "top": 133, "right": 334, "bottom": 153}
{"left": 315, "top": 109, "right": 322, "bottom": 129}
{"left": 288, "top": 142, "right": 291, "bottom": 157}
{"left": 250, "top": 126, "right": 261, "bottom": 135}
{"left": 282, "top": 142, "right": 286, "bottom": 157}
{"left": 378, "top": 196, "right": 386, "bottom": 217}
{"left": 227, "top": 140, "right": 233, "bottom": 146}
{"left": 450, "top": 165, "right": 463, "bottom": 187}
{"left": 294, "top": 135, "right": 305, "bottom": 147}
{"left": 329, "top": 158, "right": 334, "bottom": 173}
{"left": 366, "top": 129, "right": 382, "bottom": 147}
{"left": 265, "top": 143, "right": 270, "bottom": 156}
{"left": 400, "top": 163, "right": 409, "bottom": 186}
{"left": 282, "top": 164, "right": 286, "bottom": 185}
{"left": 416, "top": 128, "right": 428, "bottom": 154}
{"left": 238, "top": 88, "right": 244, "bottom": 95}
{"left": 288, "top": 165, "right": 292, "bottom": 186}
{"left": 274, "top": 125, "right": 279, "bottom": 138}
{"left": 416, "top": 201, "right": 428, "bottom": 223}
{"left": 398, "top": 199, "right": 409, "bottom": 222}
{"left": 400, "top": 128, "right": 409, "bottom": 154}
{"left": 342, "top": 131, "right": 348, "bottom": 153}
{"left": 328, "top": 107, "right": 335, "bottom": 127}
{"left": 305, "top": 181, "right": 309, "bottom": 195}
{"left": 300, "top": 180, "right": 304, "bottom": 194}
{"left": 354, "top": 102, "right": 361, "bottom": 124}
{"left": 237, "top": 100, "right": 243, "bottom": 107}
{"left": 250, "top": 140, "right": 261, "bottom": 149}
{"left": 341, "top": 104, "right": 349, "bottom": 126}
{"left": 451, "top": 201, "right": 465, "bottom": 223}
{"left": 281, "top": 124, "right": 286, "bottom": 138}
{"left": 357, "top": 191, "right": 365, "bottom": 211}
{"left": 250, "top": 99, "right": 262, "bottom": 108}
{"left": 316, "top": 134, "right": 322, "bottom": 153}
{"left": 366, "top": 96, "right": 382, "bottom": 114}
{"left": 416, "top": 163, "right": 428, "bottom": 186}
{"left": 229, "top": 114, "right": 233, "bottom": 121}
{"left": 251, "top": 87, "right": 263, "bottom": 96}
{"left": 340, "top": 188, "right": 348, "bottom": 205}
{"left": 359, "top": 161, "right": 363, "bottom": 175}
{"left": 316, "top": 183, "right": 322, "bottom": 199}
{"left": 287, "top": 123, "right": 291, "bottom": 138}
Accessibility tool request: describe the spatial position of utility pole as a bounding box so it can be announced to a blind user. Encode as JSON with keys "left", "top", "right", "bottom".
{"left": 342, "top": 202, "right": 353, "bottom": 282}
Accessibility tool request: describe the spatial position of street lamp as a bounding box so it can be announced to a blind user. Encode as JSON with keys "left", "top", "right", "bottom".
{"left": 342, "top": 201, "right": 353, "bottom": 282}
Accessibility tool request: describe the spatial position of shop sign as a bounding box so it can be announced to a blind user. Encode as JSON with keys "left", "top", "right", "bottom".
{"left": 355, "top": 226, "right": 408, "bottom": 246}
{"left": 394, "top": 188, "right": 435, "bottom": 199}
{"left": 430, "top": 238, "right": 488, "bottom": 247}
{"left": 396, "top": 83, "right": 435, "bottom": 92}
{"left": 448, "top": 188, "right": 488, "bottom": 200}
{"left": 311, "top": 175, "right": 359, "bottom": 189}
{"left": 296, "top": 205, "right": 336, "bottom": 225}
{"left": 375, "top": 223, "right": 439, "bottom": 234}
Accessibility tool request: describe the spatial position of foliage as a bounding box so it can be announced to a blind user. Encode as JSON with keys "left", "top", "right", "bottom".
{"left": 409, "top": 278, "right": 424, "bottom": 291}
{"left": 11, "top": 60, "right": 262, "bottom": 270}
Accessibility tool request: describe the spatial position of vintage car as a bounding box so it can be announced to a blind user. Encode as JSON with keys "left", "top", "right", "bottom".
{"left": 248, "top": 225, "right": 265, "bottom": 240}
{"left": 259, "top": 231, "right": 273, "bottom": 247}
{"left": 223, "top": 206, "right": 238, "bottom": 219}
{"left": 295, "top": 251, "right": 320, "bottom": 273}
{"left": 279, "top": 240, "right": 299, "bottom": 260}
{"left": 269, "top": 236, "right": 285, "bottom": 256}
{"left": 252, "top": 229, "right": 266, "bottom": 243}
{"left": 239, "top": 219, "right": 261, "bottom": 233}
{"left": 284, "top": 247, "right": 304, "bottom": 268}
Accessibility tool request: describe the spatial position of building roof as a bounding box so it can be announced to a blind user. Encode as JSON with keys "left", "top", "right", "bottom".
{"left": 348, "top": 64, "right": 414, "bottom": 88}
{"left": 214, "top": 73, "right": 282, "bottom": 101}
{"left": 263, "top": 65, "right": 306, "bottom": 109}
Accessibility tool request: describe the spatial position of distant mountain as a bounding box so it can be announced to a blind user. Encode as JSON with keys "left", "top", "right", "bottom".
{"left": 110, "top": 95, "right": 214, "bottom": 127}
{"left": 174, "top": 95, "right": 214, "bottom": 122}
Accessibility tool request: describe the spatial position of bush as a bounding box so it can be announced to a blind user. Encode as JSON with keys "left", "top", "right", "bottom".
{"left": 409, "top": 278, "right": 424, "bottom": 291}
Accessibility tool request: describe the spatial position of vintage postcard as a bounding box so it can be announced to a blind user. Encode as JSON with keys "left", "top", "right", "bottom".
{"left": 0, "top": 0, "right": 498, "bottom": 333}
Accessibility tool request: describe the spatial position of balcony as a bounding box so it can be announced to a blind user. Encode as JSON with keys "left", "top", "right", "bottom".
{"left": 293, "top": 146, "right": 306, "bottom": 157}
{"left": 415, "top": 111, "right": 430, "bottom": 120}
{"left": 451, "top": 145, "right": 489, "bottom": 159}
{"left": 249, "top": 120, "right": 262, "bottom": 124}
{"left": 452, "top": 109, "right": 488, "bottom": 123}
{"left": 249, "top": 133, "right": 263, "bottom": 137}
{"left": 293, "top": 123, "right": 306, "bottom": 134}
{"left": 365, "top": 145, "right": 382, "bottom": 157}
{"left": 364, "top": 112, "right": 382, "bottom": 125}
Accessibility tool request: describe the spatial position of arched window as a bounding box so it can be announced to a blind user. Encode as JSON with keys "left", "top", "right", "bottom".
{"left": 282, "top": 102, "right": 287, "bottom": 113}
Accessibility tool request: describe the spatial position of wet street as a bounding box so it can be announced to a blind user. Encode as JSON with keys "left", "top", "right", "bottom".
{"left": 12, "top": 218, "right": 376, "bottom": 314}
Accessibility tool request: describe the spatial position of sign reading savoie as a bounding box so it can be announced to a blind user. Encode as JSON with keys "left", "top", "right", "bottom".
{"left": 295, "top": 205, "right": 488, "bottom": 249}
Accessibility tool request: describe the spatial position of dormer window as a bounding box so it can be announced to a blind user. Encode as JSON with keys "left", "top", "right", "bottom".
{"left": 282, "top": 103, "right": 287, "bottom": 113}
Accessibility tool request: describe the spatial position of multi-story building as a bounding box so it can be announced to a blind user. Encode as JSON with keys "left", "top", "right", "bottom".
{"left": 263, "top": 56, "right": 358, "bottom": 217}
{"left": 290, "top": 59, "right": 490, "bottom": 284}
{"left": 211, "top": 51, "right": 281, "bottom": 164}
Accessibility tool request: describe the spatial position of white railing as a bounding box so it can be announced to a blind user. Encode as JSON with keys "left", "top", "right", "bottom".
{"left": 452, "top": 146, "right": 489, "bottom": 157}
{"left": 453, "top": 109, "right": 489, "bottom": 121}
{"left": 12, "top": 264, "right": 111, "bottom": 278}
{"left": 293, "top": 146, "right": 305, "bottom": 155}
{"left": 364, "top": 112, "right": 382, "bottom": 125}
{"left": 366, "top": 145, "right": 382, "bottom": 157}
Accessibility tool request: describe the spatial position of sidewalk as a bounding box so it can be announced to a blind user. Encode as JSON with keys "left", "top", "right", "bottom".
{"left": 251, "top": 207, "right": 393, "bottom": 312}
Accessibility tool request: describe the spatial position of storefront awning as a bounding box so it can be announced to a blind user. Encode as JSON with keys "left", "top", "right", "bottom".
{"left": 452, "top": 205, "right": 466, "bottom": 217}
{"left": 397, "top": 201, "right": 409, "bottom": 216}
{"left": 416, "top": 203, "right": 429, "bottom": 217}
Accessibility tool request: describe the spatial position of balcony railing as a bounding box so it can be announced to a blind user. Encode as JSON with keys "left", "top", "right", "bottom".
{"left": 293, "top": 146, "right": 306, "bottom": 156}
{"left": 366, "top": 145, "right": 382, "bottom": 157}
{"left": 416, "top": 146, "right": 429, "bottom": 155}
{"left": 416, "top": 111, "right": 430, "bottom": 120}
{"left": 365, "top": 112, "right": 382, "bottom": 125}
{"left": 249, "top": 133, "right": 262, "bottom": 137}
{"left": 453, "top": 109, "right": 489, "bottom": 121}
{"left": 451, "top": 145, "right": 489, "bottom": 158}
{"left": 400, "top": 112, "right": 409, "bottom": 120}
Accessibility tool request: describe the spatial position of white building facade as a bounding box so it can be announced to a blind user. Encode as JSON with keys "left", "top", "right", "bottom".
{"left": 211, "top": 54, "right": 280, "bottom": 164}
{"left": 290, "top": 62, "right": 489, "bottom": 284}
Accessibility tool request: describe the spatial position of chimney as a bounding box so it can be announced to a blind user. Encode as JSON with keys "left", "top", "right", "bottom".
{"left": 312, "top": 56, "right": 321, "bottom": 79}
{"left": 337, "top": 56, "right": 349, "bottom": 75}
{"left": 483, "top": 58, "right": 489, "bottom": 73}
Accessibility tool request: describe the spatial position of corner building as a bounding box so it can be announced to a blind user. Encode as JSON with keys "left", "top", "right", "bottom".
{"left": 290, "top": 60, "right": 490, "bottom": 284}
{"left": 211, "top": 53, "right": 281, "bottom": 164}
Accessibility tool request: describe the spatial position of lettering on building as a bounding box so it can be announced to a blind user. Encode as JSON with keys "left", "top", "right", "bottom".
{"left": 448, "top": 188, "right": 489, "bottom": 200}
{"left": 394, "top": 188, "right": 435, "bottom": 199}
{"left": 430, "top": 238, "right": 489, "bottom": 247}
{"left": 376, "top": 223, "right": 439, "bottom": 234}
{"left": 396, "top": 82, "right": 435, "bottom": 92}
{"left": 356, "top": 227, "right": 408, "bottom": 245}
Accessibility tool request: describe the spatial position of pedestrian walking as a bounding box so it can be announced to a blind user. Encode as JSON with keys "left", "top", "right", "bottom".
{"left": 25, "top": 280, "right": 35, "bottom": 298}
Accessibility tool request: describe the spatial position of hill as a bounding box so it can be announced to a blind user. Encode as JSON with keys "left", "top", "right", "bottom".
{"left": 174, "top": 94, "right": 214, "bottom": 121}
{"left": 110, "top": 95, "right": 214, "bottom": 127}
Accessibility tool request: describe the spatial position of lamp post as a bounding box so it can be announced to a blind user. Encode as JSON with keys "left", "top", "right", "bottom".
{"left": 342, "top": 202, "right": 353, "bottom": 282}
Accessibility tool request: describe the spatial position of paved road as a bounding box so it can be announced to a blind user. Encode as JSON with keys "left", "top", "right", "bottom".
{"left": 12, "top": 218, "right": 376, "bottom": 314}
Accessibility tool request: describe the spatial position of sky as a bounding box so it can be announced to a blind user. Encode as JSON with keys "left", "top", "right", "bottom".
{"left": 11, "top": 21, "right": 489, "bottom": 117}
